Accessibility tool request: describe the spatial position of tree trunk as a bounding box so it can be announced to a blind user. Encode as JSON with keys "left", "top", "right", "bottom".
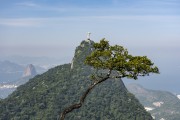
{"left": 59, "top": 73, "right": 110, "bottom": 120}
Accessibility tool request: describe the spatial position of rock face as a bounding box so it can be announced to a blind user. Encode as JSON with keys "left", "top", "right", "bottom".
{"left": 22, "top": 64, "right": 37, "bottom": 77}
{"left": 0, "top": 40, "right": 153, "bottom": 120}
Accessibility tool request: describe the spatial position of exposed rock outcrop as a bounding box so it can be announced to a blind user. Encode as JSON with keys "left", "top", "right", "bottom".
{"left": 22, "top": 64, "right": 37, "bottom": 77}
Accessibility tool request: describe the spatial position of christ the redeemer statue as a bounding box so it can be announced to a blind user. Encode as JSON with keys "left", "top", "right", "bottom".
{"left": 87, "top": 32, "right": 91, "bottom": 40}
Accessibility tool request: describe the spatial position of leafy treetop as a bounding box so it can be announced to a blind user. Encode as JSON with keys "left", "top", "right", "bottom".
{"left": 85, "top": 38, "right": 159, "bottom": 80}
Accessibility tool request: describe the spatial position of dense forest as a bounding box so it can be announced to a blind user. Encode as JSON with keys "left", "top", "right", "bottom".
{"left": 0, "top": 40, "right": 153, "bottom": 120}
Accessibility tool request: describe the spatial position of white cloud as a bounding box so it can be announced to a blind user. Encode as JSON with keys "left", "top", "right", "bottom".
{"left": 0, "top": 18, "right": 41, "bottom": 27}
{"left": 15, "top": 1, "right": 69, "bottom": 12}
{"left": 0, "top": 15, "right": 179, "bottom": 27}
{"left": 15, "top": 2, "right": 39, "bottom": 7}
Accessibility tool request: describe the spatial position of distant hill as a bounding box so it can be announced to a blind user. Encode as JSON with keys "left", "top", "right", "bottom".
{"left": 0, "top": 61, "right": 44, "bottom": 83}
{"left": 0, "top": 56, "right": 64, "bottom": 66}
{"left": 22, "top": 64, "right": 37, "bottom": 78}
{"left": 0, "top": 60, "right": 24, "bottom": 83}
{"left": 0, "top": 60, "right": 23, "bottom": 72}
{"left": 0, "top": 40, "right": 153, "bottom": 120}
{"left": 127, "top": 83, "right": 180, "bottom": 120}
{"left": 0, "top": 64, "right": 37, "bottom": 99}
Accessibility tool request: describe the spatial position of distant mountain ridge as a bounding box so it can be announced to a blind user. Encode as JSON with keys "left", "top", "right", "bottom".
{"left": 0, "top": 40, "right": 153, "bottom": 119}
{"left": 0, "top": 60, "right": 23, "bottom": 72}
{"left": 0, "top": 60, "right": 24, "bottom": 83}
{"left": 127, "top": 83, "right": 180, "bottom": 120}
{"left": 0, "top": 64, "right": 37, "bottom": 99}
{"left": 0, "top": 60, "right": 46, "bottom": 84}
{"left": 0, "top": 56, "right": 65, "bottom": 66}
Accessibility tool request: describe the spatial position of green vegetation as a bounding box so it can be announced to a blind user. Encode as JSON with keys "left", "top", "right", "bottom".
{"left": 60, "top": 39, "right": 159, "bottom": 119}
{"left": 85, "top": 39, "right": 159, "bottom": 78}
{"left": 127, "top": 84, "right": 180, "bottom": 120}
{"left": 0, "top": 39, "right": 155, "bottom": 120}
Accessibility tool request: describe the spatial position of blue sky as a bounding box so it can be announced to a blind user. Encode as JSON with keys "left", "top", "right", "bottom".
{"left": 0, "top": 0, "right": 180, "bottom": 92}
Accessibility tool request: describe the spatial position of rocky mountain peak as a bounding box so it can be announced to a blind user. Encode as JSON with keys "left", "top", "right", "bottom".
{"left": 71, "top": 39, "right": 94, "bottom": 69}
{"left": 22, "top": 64, "right": 37, "bottom": 77}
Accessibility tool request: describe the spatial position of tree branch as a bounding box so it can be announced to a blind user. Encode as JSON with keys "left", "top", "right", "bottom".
{"left": 59, "top": 70, "right": 111, "bottom": 120}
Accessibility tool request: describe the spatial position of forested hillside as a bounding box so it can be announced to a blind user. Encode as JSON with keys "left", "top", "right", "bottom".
{"left": 127, "top": 84, "right": 180, "bottom": 120}
{"left": 0, "top": 40, "right": 153, "bottom": 120}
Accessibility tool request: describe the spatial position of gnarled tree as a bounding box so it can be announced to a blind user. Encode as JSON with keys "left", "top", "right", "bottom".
{"left": 59, "top": 39, "right": 159, "bottom": 120}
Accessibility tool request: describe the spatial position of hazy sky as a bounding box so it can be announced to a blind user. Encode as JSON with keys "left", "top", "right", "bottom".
{"left": 0, "top": 0, "right": 180, "bottom": 92}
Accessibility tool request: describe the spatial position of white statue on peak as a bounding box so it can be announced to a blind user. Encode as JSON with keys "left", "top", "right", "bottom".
{"left": 87, "top": 32, "right": 91, "bottom": 40}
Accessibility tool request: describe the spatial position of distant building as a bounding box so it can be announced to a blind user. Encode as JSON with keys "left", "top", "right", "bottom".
{"left": 177, "top": 95, "right": 180, "bottom": 99}
{"left": 144, "top": 107, "right": 154, "bottom": 111}
{"left": 153, "top": 101, "right": 164, "bottom": 107}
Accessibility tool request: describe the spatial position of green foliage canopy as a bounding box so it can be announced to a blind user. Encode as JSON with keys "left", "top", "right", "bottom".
{"left": 85, "top": 38, "right": 159, "bottom": 80}
{"left": 60, "top": 39, "right": 158, "bottom": 120}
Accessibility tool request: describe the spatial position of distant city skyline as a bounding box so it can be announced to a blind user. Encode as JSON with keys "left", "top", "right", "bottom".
{"left": 0, "top": 0, "right": 180, "bottom": 92}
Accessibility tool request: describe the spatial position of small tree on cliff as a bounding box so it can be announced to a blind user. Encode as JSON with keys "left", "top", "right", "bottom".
{"left": 60, "top": 38, "right": 159, "bottom": 120}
